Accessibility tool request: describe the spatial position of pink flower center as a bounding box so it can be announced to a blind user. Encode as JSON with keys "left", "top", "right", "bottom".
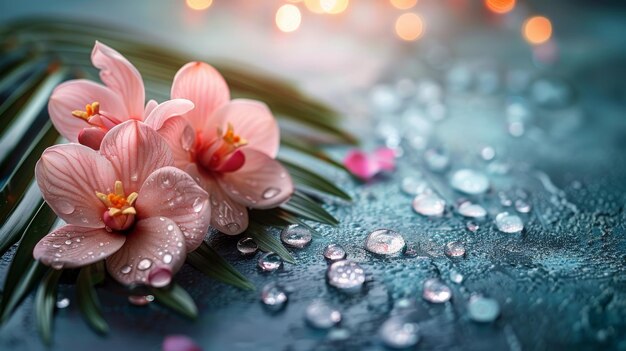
{"left": 194, "top": 123, "right": 247, "bottom": 173}
{"left": 72, "top": 101, "right": 124, "bottom": 150}
{"left": 96, "top": 180, "right": 138, "bottom": 231}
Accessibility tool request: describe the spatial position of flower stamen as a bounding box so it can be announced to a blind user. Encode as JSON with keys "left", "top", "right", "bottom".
{"left": 96, "top": 180, "right": 138, "bottom": 217}
{"left": 72, "top": 102, "right": 100, "bottom": 121}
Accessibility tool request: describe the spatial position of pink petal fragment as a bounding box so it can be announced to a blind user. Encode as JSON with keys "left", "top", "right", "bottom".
{"left": 156, "top": 116, "right": 195, "bottom": 169}
{"left": 77, "top": 127, "right": 106, "bottom": 150}
{"left": 344, "top": 149, "right": 381, "bottom": 180}
{"left": 99, "top": 120, "right": 174, "bottom": 193}
{"left": 216, "top": 150, "right": 245, "bottom": 173}
{"left": 36, "top": 144, "right": 116, "bottom": 227}
{"left": 163, "top": 335, "right": 202, "bottom": 351}
{"left": 144, "top": 99, "right": 158, "bottom": 117}
{"left": 209, "top": 99, "right": 280, "bottom": 158}
{"left": 171, "top": 62, "right": 230, "bottom": 133}
{"left": 135, "top": 167, "right": 210, "bottom": 251}
{"left": 92, "top": 41, "right": 145, "bottom": 119}
{"left": 33, "top": 224, "right": 125, "bottom": 269}
{"left": 373, "top": 147, "right": 396, "bottom": 171}
{"left": 185, "top": 164, "right": 248, "bottom": 235}
{"left": 106, "top": 217, "right": 186, "bottom": 286}
{"left": 218, "top": 149, "right": 293, "bottom": 209}
{"left": 144, "top": 99, "right": 195, "bottom": 131}
{"left": 48, "top": 79, "right": 126, "bottom": 142}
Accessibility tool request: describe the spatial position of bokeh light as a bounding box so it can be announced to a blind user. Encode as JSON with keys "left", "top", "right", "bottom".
{"left": 276, "top": 4, "right": 302, "bottom": 33}
{"left": 523, "top": 16, "right": 552, "bottom": 45}
{"left": 390, "top": 0, "right": 418, "bottom": 10}
{"left": 484, "top": 0, "right": 516, "bottom": 14}
{"left": 395, "top": 13, "right": 424, "bottom": 41}
{"left": 185, "top": 0, "right": 212, "bottom": 11}
{"left": 304, "top": 0, "right": 325, "bottom": 14}
{"left": 320, "top": 0, "right": 349, "bottom": 14}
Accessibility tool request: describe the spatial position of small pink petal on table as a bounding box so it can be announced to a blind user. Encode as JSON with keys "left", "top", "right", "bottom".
{"left": 344, "top": 149, "right": 381, "bottom": 180}
{"left": 163, "top": 335, "right": 202, "bottom": 351}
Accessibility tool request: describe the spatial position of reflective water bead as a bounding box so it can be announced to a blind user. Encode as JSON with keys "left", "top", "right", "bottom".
{"left": 495, "top": 212, "right": 524, "bottom": 233}
{"left": 56, "top": 298, "right": 70, "bottom": 309}
{"left": 323, "top": 244, "right": 347, "bottom": 261}
{"left": 412, "top": 192, "right": 446, "bottom": 217}
{"left": 280, "top": 224, "right": 312, "bottom": 249}
{"left": 422, "top": 278, "right": 452, "bottom": 303}
{"left": 424, "top": 148, "right": 449, "bottom": 172}
{"left": 327, "top": 260, "right": 365, "bottom": 293}
{"left": 450, "top": 169, "right": 490, "bottom": 195}
{"left": 260, "top": 282, "right": 288, "bottom": 311}
{"left": 466, "top": 221, "right": 479, "bottom": 232}
{"left": 514, "top": 199, "right": 532, "bottom": 213}
{"left": 444, "top": 241, "right": 466, "bottom": 258}
{"left": 400, "top": 176, "right": 428, "bottom": 196}
{"left": 365, "top": 229, "right": 406, "bottom": 256}
{"left": 467, "top": 296, "right": 500, "bottom": 322}
{"left": 449, "top": 269, "right": 464, "bottom": 284}
{"left": 258, "top": 252, "right": 283, "bottom": 272}
{"left": 305, "top": 300, "right": 342, "bottom": 329}
{"left": 480, "top": 146, "right": 496, "bottom": 161}
{"left": 457, "top": 201, "right": 487, "bottom": 218}
{"left": 237, "top": 237, "right": 258, "bottom": 255}
{"left": 379, "top": 311, "right": 421, "bottom": 349}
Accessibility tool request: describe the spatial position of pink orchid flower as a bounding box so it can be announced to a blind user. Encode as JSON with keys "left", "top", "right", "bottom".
{"left": 344, "top": 147, "right": 396, "bottom": 180}
{"left": 33, "top": 121, "right": 211, "bottom": 287}
{"left": 148, "top": 62, "right": 294, "bottom": 235}
{"left": 48, "top": 41, "right": 193, "bottom": 150}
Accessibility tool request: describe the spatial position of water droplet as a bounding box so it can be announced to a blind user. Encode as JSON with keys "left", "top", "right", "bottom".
{"left": 466, "top": 221, "right": 479, "bottom": 232}
{"left": 480, "top": 146, "right": 496, "bottom": 161}
{"left": 262, "top": 187, "right": 280, "bottom": 199}
{"left": 514, "top": 199, "right": 532, "bottom": 213}
{"left": 120, "top": 265, "right": 132, "bottom": 274}
{"left": 400, "top": 176, "right": 428, "bottom": 196}
{"left": 323, "top": 244, "right": 346, "bottom": 261}
{"left": 280, "top": 225, "right": 312, "bottom": 249}
{"left": 260, "top": 282, "right": 288, "bottom": 311}
{"left": 422, "top": 278, "right": 452, "bottom": 303}
{"left": 56, "top": 298, "right": 70, "bottom": 309}
{"left": 163, "top": 253, "right": 173, "bottom": 264}
{"left": 305, "top": 300, "right": 341, "bottom": 329}
{"left": 450, "top": 169, "right": 490, "bottom": 195}
{"left": 128, "top": 295, "right": 154, "bottom": 306}
{"left": 449, "top": 269, "right": 464, "bottom": 284}
{"left": 258, "top": 252, "right": 283, "bottom": 272}
{"left": 64, "top": 239, "right": 72, "bottom": 245}
{"left": 412, "top": 192, "right": 446, "bottom": 217}
{"left": 161, "top": 176, "right": 173, "bottom": 189}
{"left": 365, "top": 229, "right": 406, "bottom": 256}
{"left": 192, "top": 197, "right": 204, "bottom": 213}
{"left": 495, "top": 212, "right": 524, "bottom": 233}
{"left": 130, "top": 173, "right": 138, "bottom": 181}
{"left": 148, "top": 266, "right": 172, "bottom": 288}
{"left": 327, "top": 260, "right": 365, "bottom": 293}
{"left": 379, "top": 311, "right": 421, "bottom": 349}
{"left": 444, "top": 241, "right": 466, "bottom": 258}
{"left": 468, "top": 296, "right": 500, "bottom": 322}
{"left": 457, "top": 201, "right": 487, "bottom": 218}
{"left": 424, "top": 148, "right": 449, "bottom": 172}
{"left": 56, "top": 200, "right": 75, "bottom": 215}
{"left": 237, "top": 237, "right": 258, "bottom": 255}
{"left": 137, "top": 258, "right": 153, "bottom": 271}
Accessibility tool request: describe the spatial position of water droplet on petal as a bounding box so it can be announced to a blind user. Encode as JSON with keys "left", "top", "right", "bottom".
{"left": 327, "top": 260, "right": 365, "bottom": 293}
{"left": 495, "top": 212, "right": 524, "bottom": 233}
{"left": 258, "top": 252, "right": 283, "bottom": 272}
{"left": 468, "top": 296, "right": 500, "bottom": 322}
{"left": 450, "top": 169, "right": 490, "bottom": 195}
{"left": 161, "top": 176, "right": 173, "bottom": 189}
{"left": 412, "top": 192, "right": 446, "bottom": 217}
{"left": 260, "top": 282, "right": 288, "bottom": 311}
{"left": 56, "top": 200, "right": 75, "bottom": 215}
{"left": 379, "top": 311, "right": 421, "bottom": 349}
{"left": 444, "top": 241, "right": 466, "bottom": 258}
{"left": 365, "top": 229, "right": 406, "bottom": 256}
{"left": 64, "top": 239, "right": 72, "bottom": 245}
{"left": 280, "top": 225, "right": 312, "bottom": 249}
{"left": 163, "top": 253, "right": 173, "bottom": 264}
{"left": 323, "top": 244, "right": 346, "bottom": 261}
{"left": 422, "top": 278, "right": 452, "bottom": 303}
{"left": 56, "top": 298, "right": 70, "bottom": 309}
{"left": 137, "top": 258, "right": 153, "bottom": 271}
{"left": 167, "top": 224, "right": 174, "bottom": 231}
{"left": 121, "top": 265, "right": 132, "bottom": 274}
{"left": 237, "top": 237, "right": 258, "bottom": 255}
{"left": 305, "top": 300, "right": 342, "bottom": 329}
{"left": 148, "top": 266, "right": 172, "bottom": 288}
{"left": 192, "top": 197, "right": 204, "bottom": 213}
{"left": 262, "top": 187, "right": 281, "bottom": 199}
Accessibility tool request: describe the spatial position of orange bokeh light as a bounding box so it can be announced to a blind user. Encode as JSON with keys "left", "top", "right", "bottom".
{"left": 304, "top": 0, "right": 325, "bottom": 14}
{"left": 523, "top": 16, "right": 552, "bottom": 45}
{"left": 395, "top": 13, "right": 424, "bottom": 41}
{"left": 321, "top": 0, "right": 350, "bottom": 14}
{"left": 186, "top": 0, "right": 212, "bottom": 11}
{"left": 276, "top": 4, "right": 302, "bottom": 33}
{"left": 390, "top": 0, "right": 418, "bottom": 10}
{"left": 484, "top": 0, "right": 515, "bottom": 14}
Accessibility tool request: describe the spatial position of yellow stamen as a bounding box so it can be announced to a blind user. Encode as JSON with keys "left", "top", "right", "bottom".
{"left": 72, "top": 101, "right": 100, "bottom": 121}
{"left": 95, "top": 180, "right": 138, "bottom": 217}
{"left": 220, "top": 123, "right": 247, "bottom": 148}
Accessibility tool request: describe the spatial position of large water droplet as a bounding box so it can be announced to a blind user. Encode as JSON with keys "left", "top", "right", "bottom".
{"left": 327, "top": 260, "right": 365, "bottom": 293}
{"left": 56, "top": 200, "right": 75, "bottom": 215}
{"left": 450, "top": 169, "right": 490, "bottom": 195}
{"left": 379, "top": 311, "right": 421, "bottom": 349}
{"left": 365, "top": 229, "right": 406, "bottom": 256}
{"left": 237, "top": 237, "right": 258, "bottom": 255}
{"left": 495, "top": 212, "right": 524, "bottom": 233}
{"left": 457, "top": 201, "right": 487, "bottom": 218}
{"left": 56, "top": 298, "right": 70, "bottom": 309}
{"left": 192, "top": 197, "right": 204, "bottom": 213}
{"left": 148, "top": 266, "right": 172, "bottom": 288}
{"left": 400, "top": 176, "right": 428, "bottom": 196}
{"left": 422, "top": 278, "right": 452, "bottom": 303}
{"left": 258, "top": 252, "right": 283, "bottom": 272}
{"left": 120, "top": 265, "right": 132, "bottom": 274}
{"left": 137, "top": 258, "right": 153, "bottom": 271}
{"left": 468, "top": 296, "right": 500, "bottom": 322}
{"left": 163, "top": 253, "right": 173, "bottom": 264}
{"left": 323, "top": 244, "right": 346, "bottom": 261}
{"left": 280, "top": 225, "right": 312, "bottom": 249}
{"left": 260, "top": 282, "right": 288, "bottom": 311}
{"left": 444, "top": 241, "right": 466, "bottom": 258}
{"left": 262, "top": 187, "right": 280, "bottom": 199}
{"left": 424, "top": 148, "right": 449, "bottom": 172}
{"left": 412, "top": 192, "right": 446, "bottom": 217}
{"left": 305, "top": 300, "right": 342, "bottom": 329}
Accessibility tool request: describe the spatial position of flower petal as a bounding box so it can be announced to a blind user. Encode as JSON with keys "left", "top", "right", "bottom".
{"left": 373, "top": 147, "right": 396, "bottom": 171}
{"left": 91, "top": 41, "right": 145, "bottom": 118}
{"left": 155, "top": 116, "right": 195, "bottom": 169}
{"left": 344, "top": 149, "right": 380, "bottom": 180}
{"left": 106, "top": 217, "right": 186, "bottom": 286}
{"left": 163, "top": 335, "right": 202, "bottom": 351}
{"left": 34, "top": 224, "right": 125, "bottom": 269}
{"left": 185, "top": 164, "right": 248, "bottom": 235}
{"left": 171, "top": 62, "right": 230, "bottom": 133}
{"left": 218, "top": 149, "right": 293, "bottom": 209}
{"left": 36, "top": 144, "right": 117, "bottom": 227}
{"left": 48, "top": 79, "right": 127, "bottom": 142}
{"left": 135, "top": 167, "right": 210, "bottom": 251}
{"left": 99, "top": 120, "right": 174, "bottom": 193}
{"left": 144, "top": 99, "right": 158, "bottom": 117}
{"left": 210, "top": 99, "right": 280, "bottom": 158}
{"left": 143, "top": 99, "right": 195, "bottom": 131}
